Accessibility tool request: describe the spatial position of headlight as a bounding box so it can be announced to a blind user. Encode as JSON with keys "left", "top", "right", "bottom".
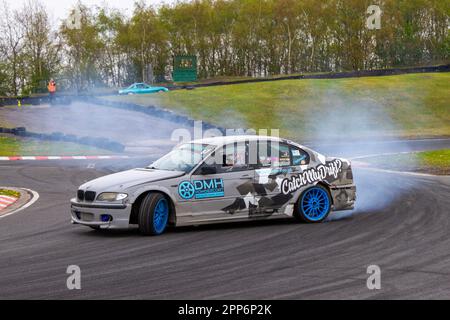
{"left": 97, "top": 192, "right": 128, "bottom": 201}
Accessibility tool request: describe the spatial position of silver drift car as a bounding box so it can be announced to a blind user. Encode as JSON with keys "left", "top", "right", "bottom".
{"left": 70, "top": 136, "right": 356, "bottom": 235}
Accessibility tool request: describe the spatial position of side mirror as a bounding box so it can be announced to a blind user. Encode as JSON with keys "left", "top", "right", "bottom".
{"left": 200, "top": 165, "right": 217, "bottom": 175}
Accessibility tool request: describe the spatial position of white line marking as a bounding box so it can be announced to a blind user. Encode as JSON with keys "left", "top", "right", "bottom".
{"left": 358, "top": 166, "right": 447, "bottom": 178}
{"left": 350, "top": 151, "right": 420, "bottom": 161}
{"left": 0, "top": 155, "right": 130, "bottom": 161}
{"left": 350, "top": 151, "right": 449, "bottom": 177}
{"left": 308, "top": 137, "right": 450, "bottom": 148}
{"left": 0, "top": 189, "right": 40, "bottom": 219}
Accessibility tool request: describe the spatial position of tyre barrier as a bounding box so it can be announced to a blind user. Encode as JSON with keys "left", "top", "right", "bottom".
{"left": 0, "top": 127, "right": 125, "bottom": 153}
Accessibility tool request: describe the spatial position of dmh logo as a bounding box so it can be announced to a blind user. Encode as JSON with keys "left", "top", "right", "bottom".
{"left": 178, "top": 179, "right": 224, "bottom": 200}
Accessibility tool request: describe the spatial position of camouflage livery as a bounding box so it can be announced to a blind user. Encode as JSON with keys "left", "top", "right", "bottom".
{"left": 70, "top": 136, "right": 356, "bottom": 232}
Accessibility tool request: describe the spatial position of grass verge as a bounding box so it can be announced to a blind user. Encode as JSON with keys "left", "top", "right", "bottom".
{"left": 0, "top": 134, "right": 113, "bottom": 156}
{"left": 362, "top": 149, "right": 450, "bottom": 175}
{"left": 0, "top": 189, "right": 20, "bottom": 198}
{"left": 105, "top": 72, "right": 450, "bottom": 142}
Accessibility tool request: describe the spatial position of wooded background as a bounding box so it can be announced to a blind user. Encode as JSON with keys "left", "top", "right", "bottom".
{"left": 0, "top": 0, "right": 448, "bottom": 95}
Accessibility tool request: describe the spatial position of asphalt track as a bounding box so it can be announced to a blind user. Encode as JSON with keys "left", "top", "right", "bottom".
{"left": 1, "top": 102, "right": 450, "bottom": 299}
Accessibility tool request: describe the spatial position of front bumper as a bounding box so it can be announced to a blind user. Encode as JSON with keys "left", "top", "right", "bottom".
{"left": 70, "top": 198, "right": 132, "bottom": 229}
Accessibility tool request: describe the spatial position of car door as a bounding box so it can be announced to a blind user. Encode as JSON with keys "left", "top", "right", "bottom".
{"left": 142, "top": 84, "right": 153, "bottom": 94}
{"left": 135, "top": 83, "right": 145, "bottom": 93}
{"left": 253, "top": 140, "right": 296, "bottom": 215}
{"left": 187, "top": 141, "right": 255, "bottom": 223}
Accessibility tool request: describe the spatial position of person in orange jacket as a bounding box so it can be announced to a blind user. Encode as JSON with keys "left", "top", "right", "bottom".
{"left": 48, "top": 79, "right": 56, "bottom": 102}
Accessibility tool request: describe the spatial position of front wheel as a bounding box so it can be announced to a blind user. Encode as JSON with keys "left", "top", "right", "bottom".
{"left": 138, "top": 193, "right": 170, "bottom": 235}
{"left": 295, "top": 185, "right": 331, "bottom": 223}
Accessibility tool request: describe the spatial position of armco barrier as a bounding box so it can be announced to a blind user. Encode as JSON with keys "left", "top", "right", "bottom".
{"left": 171, "top": 64, "right": 450, "bottom": 90}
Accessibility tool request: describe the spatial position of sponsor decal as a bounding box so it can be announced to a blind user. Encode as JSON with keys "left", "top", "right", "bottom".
{"left": 280, "top": 159, "right": 343, "bottom": 195}
{"left": 178, "top": 178, "right": 224, "bottom": 200}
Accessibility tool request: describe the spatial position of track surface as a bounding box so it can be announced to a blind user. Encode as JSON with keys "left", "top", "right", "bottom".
{"left": 0, "top": 144, "right": 450, "bottom": 299}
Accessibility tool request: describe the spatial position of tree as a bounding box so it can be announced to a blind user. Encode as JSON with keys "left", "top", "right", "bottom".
{"left": 126, "top": 2, "right": 168, "bottom": 82}
{"left": 18, "top": 0, "right": 60, "bottom": 93}
{"left": 1, "top": 0, "right": 448, "bottom": 94}
{"left": 96, "top": 6, "right": 127, "bottom": 87}
{"left": 0, "top": 1, "right": 25, "bottom": 95}
{"left": 60, "top": 2, "right": 104, "bottom": 91}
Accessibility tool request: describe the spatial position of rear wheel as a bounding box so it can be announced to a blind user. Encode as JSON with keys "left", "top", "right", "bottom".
{"left": 295, "top": 185, "right": 331, "bottom": 223}
{"left": 138, "top": 193, "right": 169, "bottom": 235}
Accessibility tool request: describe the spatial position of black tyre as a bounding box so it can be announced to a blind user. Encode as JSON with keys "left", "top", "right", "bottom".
{"left": 138, "top": 193, "right": 170, "bottom": 236}
{"left": 294, "top": 185, "right": 332, "bottom": 223}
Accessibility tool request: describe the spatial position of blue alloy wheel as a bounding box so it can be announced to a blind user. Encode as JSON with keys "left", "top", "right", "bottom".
{"left": 298, "top": 186, "right": 331, "bottom": 222}
{"left": 153, "top": 198, "right": 169, "bottom": 234}
{"left": 138, "top": 193, "right": 170, "bottom": 236}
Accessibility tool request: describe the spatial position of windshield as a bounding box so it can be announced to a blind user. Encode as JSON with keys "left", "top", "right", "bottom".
{"left": 148, "top": 143, "right": 216, "bottom": 172}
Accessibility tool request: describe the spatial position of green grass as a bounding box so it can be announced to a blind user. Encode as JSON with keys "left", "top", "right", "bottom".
{"left": 105, "top": 72, "right": 450, "bottom": 141}
{"left": 363, "top": 149, "right": 450, "bottom": 175}
{"left": 0, "top": 135, "right": 113, "bottom": 156}
{"left": 0, "top": 189, "right": 20, "bottom": 198}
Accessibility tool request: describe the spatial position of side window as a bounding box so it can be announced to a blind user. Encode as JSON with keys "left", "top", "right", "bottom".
{"left": 257, "top": 141, "right": 291, "bottom": 168}
{"left": 276, "top": 144, "right": 291, "bottom": 167}
{"left": 257, "top": 141, "right": 271, "bottom": 168}
{"left": 211, "top": 142, "right": 250, "bottom": 173}
{"left": 290, "top": 146, "right": 310, "bottom": 165}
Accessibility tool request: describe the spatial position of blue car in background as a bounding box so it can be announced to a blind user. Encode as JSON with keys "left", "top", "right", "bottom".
{"left": 118, "top": 83, "right": 169, "bottom": 95}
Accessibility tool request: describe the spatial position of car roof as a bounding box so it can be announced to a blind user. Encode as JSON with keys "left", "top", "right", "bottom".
{"left": 188, "top": 135, "right": 304, "bottom": 148}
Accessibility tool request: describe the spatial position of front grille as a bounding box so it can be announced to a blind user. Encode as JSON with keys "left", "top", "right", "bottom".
{"left": 77, "top": 190, "right": 84, "bottom": 201}
{"left": 85, "top": 191, "right": 96, "bottom": 202}
{"left": 80, "top": 212, "right": 94, "bottom": 221}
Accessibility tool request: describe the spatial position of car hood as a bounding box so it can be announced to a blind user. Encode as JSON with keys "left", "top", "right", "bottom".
{"left": 79, "top": 168, "right": 185, "bottom": 192}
